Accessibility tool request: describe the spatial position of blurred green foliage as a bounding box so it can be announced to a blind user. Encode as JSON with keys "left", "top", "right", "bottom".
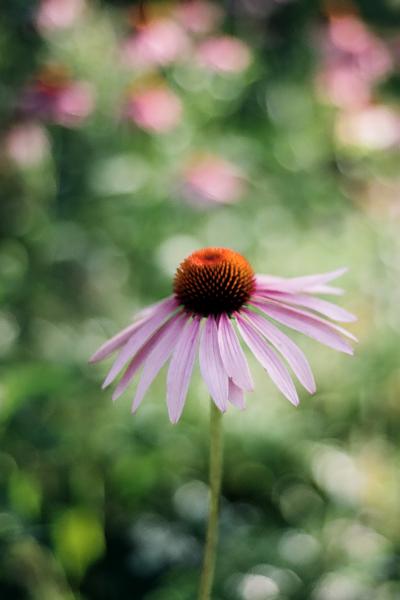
{"left": 1, "top": 0, "right": 400, "bottom": 599}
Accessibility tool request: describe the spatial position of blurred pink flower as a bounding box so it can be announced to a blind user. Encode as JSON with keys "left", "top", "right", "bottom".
{"left": 20, "top": 68, "right": 95, "bottom": 127}
{"left": 335, "top": 105, "right": 400, "bottom": 150}
{"left": 329, "top": 15, "right": 387, "bottom": 65}
{"left": 182, "top": 154, "right": 245, "bottom": 206}
{"left": 121, "top": 18, "right": 189, "bottom": 69}
{"left": 174, "top": 0, "right": 222, "bottom": 35}
{"left": 197, "top": 35, "right": 251, "bottom": 73}
{"left": 316, "top": 64, "right": 371, "bottom": 109}
{"left": 54, "top": 82, "right": 94, "bottom": 126}
{"left": 316, "top": 14, "right": 392, "bottom": 109}
{"left": 36, "top": 0, "right": 85, "bottom": 32}
{"left": 124, "top": 85, "right": 182, "bottom": 133}
{"left": 90, "top": 248, "right": 356, "bottom": 422}
{"left": 3, "top": 121, "right": 49, "bottom": 167}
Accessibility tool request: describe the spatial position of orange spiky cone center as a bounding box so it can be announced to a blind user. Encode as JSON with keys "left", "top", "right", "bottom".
{"left": 173, "top": 247, "right": 255, "bottom": 316}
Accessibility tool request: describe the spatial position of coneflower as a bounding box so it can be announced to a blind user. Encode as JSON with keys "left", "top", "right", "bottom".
{"left": 90, "top": 247, "right": 356, "bottom": 600}
{"left": 90, "top": 247, "right": 356, "bottom": 421}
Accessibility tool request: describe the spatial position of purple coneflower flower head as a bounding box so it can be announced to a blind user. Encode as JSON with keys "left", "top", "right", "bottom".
{"left": 90, "top": 248, "right": 356, "bottom": 423}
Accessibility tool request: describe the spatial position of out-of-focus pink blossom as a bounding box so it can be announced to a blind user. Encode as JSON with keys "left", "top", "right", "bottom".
{"left": 20, "top": 68, "right": 95, "bottom": 127}
{"left": 335, "top": 105, "right": 400, "bottom": 150}
{"left": 316, "top": 64, "right": 372, "bottom": 109}
{"left": 54, "top": 82, "right": 95, "bottom": 126}
{"left": 325, "top": 15, "right": 392, "bottom": 79}
{"left": 121, "top": 19, "right": 189, "bottom": 69}
{"left": 197, "top": 36, "right": 252, "bottom": 73}
{"left": 181, "top": 154, "right": 246, "bottom": 206}
{"left": 316, "top": 14, "right": 392, "bottom": 109}
{"left": 36, "top": 0, "right": 85, "bottom": 32}
{"left": 124, "top": 86, "right": 182, "bottom": 133}
{"left": 174, "top": 1, "right": 222, "bottom": 35}
{"left": 329, "top": 16, "right": 391, "bottom": 82}
{"left": 329, "top": 15, "right": 383, "bottom": 59}
{"left": 3, "top": 121, "right": 49, "bottom": 167}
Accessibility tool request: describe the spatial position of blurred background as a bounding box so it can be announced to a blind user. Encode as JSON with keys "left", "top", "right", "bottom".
{"left": 1, "top": 0, "right": 400, "bottom": 598}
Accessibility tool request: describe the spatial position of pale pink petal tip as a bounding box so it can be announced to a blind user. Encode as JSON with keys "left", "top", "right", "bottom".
{"left": 167, "top": 318, "right": 201, "bottom": 423}
{"left": 199, "top": 317, "right": 229, "bottom": 412}
{"left": 131, "top": 314, "right": 187, "bottom": 413}
{"left": 237, "top": 315, "right": 299, "bottom": 406}
{"left": 228, "top": 379, "right": 246, "bottom": 409}
{"left": 252, "top": 300, "right": 354, "bottom": 356}
{"left": 89, "top": 321, "right": 139, "bottom": 364}
{"left": 217, "top": 313, "right": 254, "bottom": 392}
{"left": 242, "top": 309, "right": 316, "bottom": 394}
{"left": 255, "top": 267, "right": 350, "bottom": 295}
{"left": 102, "top": 297, "right": 178, "bottom": 389}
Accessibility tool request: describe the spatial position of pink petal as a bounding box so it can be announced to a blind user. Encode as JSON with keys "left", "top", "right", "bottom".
{"left": 112, "top": 332, "right": 162, "bottom": 401}
{"left": 132, "top": 295, "right": 177, "bottom": 321}
{"left": 228, "top": 379, "right": 245, "bottom": 409}
{"left": 167, "top": 317, "right": 201, "bottom": 423}
{"left": 199, "top": 317, "right": 228, "bottom": 412}
{"left": 255, "top": 268, "right": 348, "bottom": 294}
{"left": 242, "top": 309, "right": 316, "bottom": 394}
{"left": 217, "top": 313, "right": 254, "bottom": 392}
{"left": 112, "top": 313, "right": 185, "bottom": 402}
{"left": 252, "top": 300, "right": 354, "bottom": 354}
{"left": 254, "top": 297, "right": 357, "bottom": 342}
{"left": 102, "top": 297, "right": 179, "bottom": 388}
{"left": 131, "top": 313, "right": 187, "bottom": 412}
{"left": 236, "top": 316, "right": 299, "bottom": 406}
{"left": 89, "top": 319, "right": 144, "bottom": 364}
{"left": 305, "top": 284, "right": 343, "bottom": 296}
{"left": 256, "top": 291, "right": 356, "bottom": 323}
{"left": 90, "top": 295, "right": 178, "bottom": 364}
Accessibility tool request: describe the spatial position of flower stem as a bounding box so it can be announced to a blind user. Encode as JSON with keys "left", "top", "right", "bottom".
{"left": 198, "top": 400, "right": 224, "bottom": 600}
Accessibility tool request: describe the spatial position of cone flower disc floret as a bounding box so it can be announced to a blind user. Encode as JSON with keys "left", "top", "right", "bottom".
{"left": 90, "top": 248, "right": 356, "bottom": 422}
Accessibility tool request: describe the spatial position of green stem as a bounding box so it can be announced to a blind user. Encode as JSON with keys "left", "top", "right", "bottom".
{"left": 198, "top": 400, "right": 224, "bottom": 600}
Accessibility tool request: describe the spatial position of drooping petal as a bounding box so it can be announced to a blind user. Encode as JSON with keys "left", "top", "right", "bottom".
{"left": 89, "top": 319, "right": 144, "bottom": 364}
{"left": 217, "top": 313, "right": 254, "bottom": 391}
{"left": 228, "top": 378, "right": 245, "bottom": 409}
{"left": 90, "top": 295, "right": 178, "bottom": 364}
{"left": 131, "top": 313, "right": 188, "bottom": 412}
{"left": 255, "top": 268, "right": 348, "bottom": 294}
{"left": 102, "top": 297, "right": 179, "bottom": 388}
{"left": 199, "top": 316, "right": 228, "bottom": 412}
{"left": 253, "top": 296, "right": 357, "bottom": 342}
{"left": 242, "top": 308, "right": 316, "bottom": 394}
{"left": 252, "top": 300, "right": 354, "bottom": 354}
{"left": 112, "top": 312, "right": 185, "bottom": 401}
{"left": 256, "top": 291, "right": 356, "bottom": 323}
{"left": 132, "top": 295, "right": 176, "bottom": 322}
{"left": 112, "top": 327, "right": 166, "bottom": 401}
{"left": 167, "top": 317, "right": 201, "bottom": 423}
{"left": 236, "top": 315, "right": 299, "bottom": 406}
